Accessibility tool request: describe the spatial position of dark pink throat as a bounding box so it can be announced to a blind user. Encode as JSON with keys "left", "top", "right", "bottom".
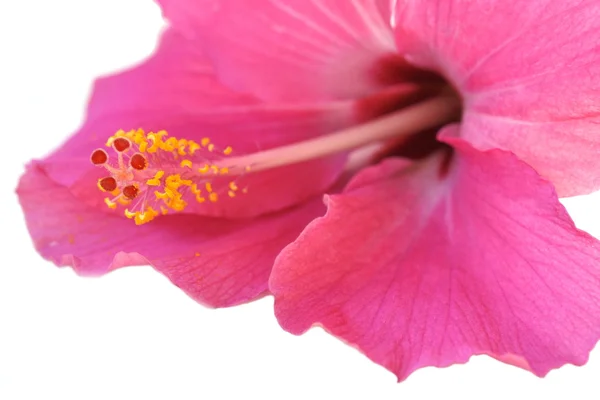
{"left": 354, "top": 52, "right": 462, "bottom": 165}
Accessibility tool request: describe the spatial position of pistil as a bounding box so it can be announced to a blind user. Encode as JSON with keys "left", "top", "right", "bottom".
{"left": 91, "top": 92, "right": 460, "bottom": 225}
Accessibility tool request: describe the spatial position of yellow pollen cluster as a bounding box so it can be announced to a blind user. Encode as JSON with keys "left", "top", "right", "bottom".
{"left": 125, "top": 207, "right": 159, "bottom": 225}
{"left": 95, "top": 129, "right": 244, "bottom": 226}
{"left": 108, "top": 129, "right": 214, "bottom": 157}
{"left": 146, "top": 171, "right": 164, "bottom": 186}
{"left": 155, "top": 174, "right": 192, "bottom": 212}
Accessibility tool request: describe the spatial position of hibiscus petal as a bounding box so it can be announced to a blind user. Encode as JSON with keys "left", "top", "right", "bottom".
{"left": 19, "top": 163, "right": 325, "bottom": 307}
{"left": 158, "top": 0, "right": 397, "bottom": 101}
{"left": 271, "top": 132, "right": 600, "bottom": 380}
{"left": 393, "top": 0, "right": 600, "bottom": 196}
{"left": 40, "top": 29, "right": 352, "bottom": 218}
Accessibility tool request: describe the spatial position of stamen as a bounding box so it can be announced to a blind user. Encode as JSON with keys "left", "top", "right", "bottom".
{"left": 90, "top": 129, "right": 241, "bottom": 225}
{"left": 180, "top": 159, "right": 193, "bottom": 168}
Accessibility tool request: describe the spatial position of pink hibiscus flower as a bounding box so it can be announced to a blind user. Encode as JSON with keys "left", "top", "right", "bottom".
{"left": 18, "top": 0, "right": 600, "bottom": 381}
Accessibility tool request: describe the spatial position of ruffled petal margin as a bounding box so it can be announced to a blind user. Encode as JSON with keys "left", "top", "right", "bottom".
{"left": 18, "top": 163, "right": 325, "bottom": 307}
{"left": 271, "top": 131, "right": 600, "bottom": 380}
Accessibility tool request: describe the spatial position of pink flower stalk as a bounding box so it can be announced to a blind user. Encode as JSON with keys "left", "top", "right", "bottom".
{"left": 17, "top": 0, "right": 600, "bottom": 381}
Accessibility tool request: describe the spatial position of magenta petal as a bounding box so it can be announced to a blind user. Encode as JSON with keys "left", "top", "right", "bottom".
{"left": 271, "top": 134, "right": 600, "bottom": 380}
{"left": 19, "top": 164, "right": 325, "bottom": 307}
{"left": 158, "top": 0, "right": 396, "bottom": 102}
{"left": 393, "top": 0, "right": 600, "bottom": 196}
{"left": 40, "top": 29, "right": 352, "bottom": 218}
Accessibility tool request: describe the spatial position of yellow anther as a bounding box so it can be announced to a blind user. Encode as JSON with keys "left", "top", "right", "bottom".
{"left": 180, "top": 159, "right": 193, "bottom": 168}
{"left": 164, "top": 137, "right": 179, "bottom": 151}
{"left": 165, "top": 174, "right": 178, "bottom": 185}
{"left": 152, "top": 175, "right": 192, "bottom": 212}
{"left": 228, "top": 190, "right": 236, "bottom": 198}
{"left": 165, "top": 175, "right": 176, "bottom": 189}
{"left": 201, "top": 137, "right": 210, "bottom": 147}
{"left": 146, "top": 133, "right": 163, "bottom": 153}
{"left": 165, "top": 175, "right": 178, "bottom": 188}
{"left": 104, "top": 198, "right": 117, "bottom": 209}
{"left": 177, "top": 139, "right": 188, "bottom": 156}
{"left": 164, "top": 186, "right": 176, "bottom": 198}
{"left": 223, "top": 146, "right": 233, "bottom": 155}
{"left": 198, "top": 164, "right": 210, "bottom": 174}
{"left": 205, "top": 182, "right": 213, "bottom": 193}
{"left": 137, "top": 209, "right": 158, "bottom": 225}
{"left": 209, "top": 192, "right": 218, "bottom": 202}
{"left": 133, "top": 129, "right": 146, "bottom": 143}
{"left": 220, "top": 167, "right": 229, "bottom": 175}
{"left": 168, "top": 137, "right": 179, "bottom": 147}
{"left": 145, "top": 207, "right": 158, "bottom": 218}
{"left": 188, "top": 141, "right": 201, "bottom": 154}
{"left": 229, "top": 181, "right": 238, "bottom": 191}
{"left": 146, "top": 170, "right": 165, "bottom": 186}
{"left": 117, "top": 197, "right": 131, "bottom": 206}
{"left": 191, "top": 184, "right": 202, "bottom": 195}
{"left": 160, "top": 206, "right": 169, "bottom": 215}
{"left": 124, "top": 207, "right": 159, "bottom": 225}
{"left": 207, "top": 143, "right": 215, "bottom": 152}
{"left": 139, "top": 140, "right": 148, "bottom": 153}
{"left": 147, "top": 179, "right": 161, "bottom": 187}
{"left": 165, "top": 174, "right": 192, "bottom": 189}
{"left": 191, "top": 184, "right": 205, "bottom": 203}
{"left": 146, "top": 142, "right": 160, "bottom": 154}
{"left": 155, "top": 190, "right": 169, "bottom": 201}
{"left": 210, "top": 165, "right": 220, "bottom": 174}
{"left": 167, "top": 194, "right": 187, "bottom": 211}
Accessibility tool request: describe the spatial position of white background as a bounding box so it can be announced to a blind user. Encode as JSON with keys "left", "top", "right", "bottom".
{"left": 1, "top": 1, "right": 600, "bottom": 399}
